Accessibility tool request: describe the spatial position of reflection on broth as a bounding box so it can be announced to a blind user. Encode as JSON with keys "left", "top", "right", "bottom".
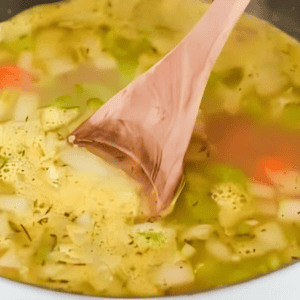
{"left": 0, "top": 0, "right": 300, "bottom": 297}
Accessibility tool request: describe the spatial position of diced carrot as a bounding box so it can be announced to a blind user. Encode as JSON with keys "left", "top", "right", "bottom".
{"left": 260, "top": 157, "right": 288, "bottom": 172}
{"left": 0, "top": 66, "right": 32, "bottom": 91}
{"left": 254, "top": 156, "right": 289, "bottom": 184}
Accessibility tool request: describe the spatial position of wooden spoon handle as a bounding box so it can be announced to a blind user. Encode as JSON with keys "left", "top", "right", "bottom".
{"left": 72, "top": 0, "right": 250, "bottom": 216}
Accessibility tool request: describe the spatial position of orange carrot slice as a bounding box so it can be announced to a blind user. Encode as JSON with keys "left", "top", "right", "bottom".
{"left": 0, "top": 66, "right": 32, "bottom": 91}
{"left": 254, "top": 156, "right": 289, "bottom": 184}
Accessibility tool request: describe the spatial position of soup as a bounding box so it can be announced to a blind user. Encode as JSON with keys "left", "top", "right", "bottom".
{"left": 0, "top": 0, "right": 300, "bottom": 297}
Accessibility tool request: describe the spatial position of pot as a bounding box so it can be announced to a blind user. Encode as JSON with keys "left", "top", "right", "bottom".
{"left": 0, "top": 0, "right": 300, "bottom": 299}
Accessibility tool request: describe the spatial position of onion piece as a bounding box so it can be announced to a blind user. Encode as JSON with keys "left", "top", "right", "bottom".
{"left": 0, "top": 249, "right": 21, "bottom": 269}
{"left": 153, "top": 261, "right": 195, "bottom": 289}
{"left": 180, "top": 224, "right": 213, "bottom": 242}
{"left": 278, "top": 198, "right": 300, "bottom": 224}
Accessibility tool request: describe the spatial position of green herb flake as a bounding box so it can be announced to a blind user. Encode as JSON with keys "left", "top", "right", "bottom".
{"left": 0, "top": 156, "right": 7, "bottom": 169}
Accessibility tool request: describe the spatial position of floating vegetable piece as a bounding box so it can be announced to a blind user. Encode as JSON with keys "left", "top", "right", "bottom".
{"left": 0, "top": 66, "right": 32, "bottom": 91}
{"left": 40, "top": 106, "right": 80, "bottom": 131}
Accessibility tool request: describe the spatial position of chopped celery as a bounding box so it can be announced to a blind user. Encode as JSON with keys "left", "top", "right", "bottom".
{"left": 103, "top": 30, "right": 152, "bottom": 60}
{"left": 40, "top": 106, "right": 80, "bottom": 131}
{"left": 34, "top": 231, "right": 57, "bottom": 265}
{"left": 185, "top": 188, "right": 218, "bottom": 223}
{"left": 242, "top": 93, "right": 266, "bottom": 118}
{"left": 132, "top": 223, "right": 176, "bottom": 250}
{"left": 74, "top": 83, "right": 115, "bottom": 103}
{"left": 118, "top": 59, "right": 139, "bottom": 87}
{"left": 280, "top": 103, "right": 300, "bottom": 129}
{"left": 138, "top": 232, "right": 166, "bottom": 246}
{"left": 211, "top": 182, "right": 254, "bottom": 233}
{"left": 201, "top": 163, "right": 248, "bottom": 189}
{"left": 5, "top": 34, "right": 32, "bottom": 53}
{"left": 54, "top": 95, "right": 73, "bottom": 108}
{"left": 184, "top": 173, "right": 218, "bottom": 223}
{"left": 86, "top": 98, "right": 104, "bottom": 110}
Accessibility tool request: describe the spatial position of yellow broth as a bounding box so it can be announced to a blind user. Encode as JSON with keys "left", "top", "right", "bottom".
{"left": 0, "top": 0, "right": 299, "bottom": 297}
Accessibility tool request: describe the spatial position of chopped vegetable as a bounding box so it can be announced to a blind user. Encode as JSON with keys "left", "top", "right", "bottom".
{"left": 0, "top": 89, "right": 22, "bottom": 122}
{"left": 54, "top": 95, "right": 73, "bottom": 108}
{"left": 278, "top": 198, "right": 300, "bottom": 223}
{"left": 13, "top": 92, "right": 39, "bottom": 122}
{"left": 40, "top": 106, "right": 80, "bottom": 131}
{"left": 180, "top": 224, "right": 213, "bottom": 242}
{"left": 254, "top": 63, "right": 289, "bottom": 97}
{"left": 232, "top": 222, "right": 288, "bottom": 258}
{"left": 181, "top": 243, "right": 196, "bottom": 258}
{"left": 0, "top": 249, "right": 21, "bottom": 269}
{"left": 86, "top": 97, "right": 104, "bottom": 110}
{"left": 0, "top": 0, "right": 300, "bottom": 297}
{"left": 202, "top": 163, "right": 248, "bottom": 189}
{"left": 211, "top": 182, "right": 254, "bottom": 234}
{"left": 0, "top": 66, "right": 32, "bottom": 91}
{"left": 152, "top": 261, "right": 195, "bottom": 290}
{"left": 206, "top": 237, "right": 240, "bottom": 262}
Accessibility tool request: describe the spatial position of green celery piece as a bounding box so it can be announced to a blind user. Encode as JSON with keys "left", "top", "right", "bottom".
{"left": 201, "top": 162, "right": 248, "bottom": 189}
{"left": 102, "top": 30, "right": 151, "bottom": 86}
{"left": 5, "top": 34, "right": 32, "bottom": 53}
{"left": 104, "top": 30, "right": 152, "bottom": 60}
{"left": 104, "top": 31, "right": 130, "bottom": 59}
{"left": 75, "top": 83, "right": 115, "bottom": 104}
{"left": 86, "top": 98, "right": 104, "bottom": 110}
{"left": 118, "top": 59, "right": 139, "bottom": 87}
{"left": 185, "top": 188, "right": 218, "bottom": 223}
{"left": 281, "top": 103, "right": 300, "bottom": 129}
{"left": 184, "top": 172, "right": 218, "bottom": 222}
{"left": 138, "top": 232, "right": 166, "bottom": 244}
{"left": 54, "top": 95, "right": 73, "bottom": 108}
{"left": 242, "top": 93, "right": 265, "bottom": 118}
{"left": 33, "top": 231, "right": 57, "bottom": 265}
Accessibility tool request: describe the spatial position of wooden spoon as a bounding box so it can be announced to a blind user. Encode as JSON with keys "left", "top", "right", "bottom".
{"left": 70, "top": 0, "right": 251, "bottom": 218}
